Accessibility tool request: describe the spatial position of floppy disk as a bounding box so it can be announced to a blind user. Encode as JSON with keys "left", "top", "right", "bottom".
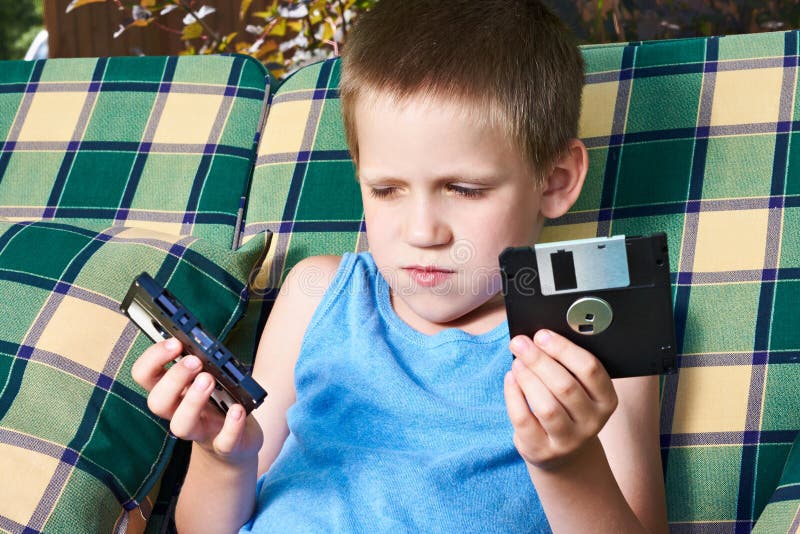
{"left": 121, "top": 273, "right": 267, "bottom": 414}
{"left": 499, "top": 233, "right": 678, "bottom": 378}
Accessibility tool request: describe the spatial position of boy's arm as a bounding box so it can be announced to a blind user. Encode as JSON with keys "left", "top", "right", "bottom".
{"left": 505, "top": 331, "right": 668, "bottom": 533}
{"left": 522, "top": 377, "right": 667, "bottom": 533}
{"left": 599, "top": 375, "right": 668, "bottom": 531}
{"left": 247, "top": 255, "right": 341, "bottom": 477}
{"left": 150, "top": 255, "right": 341, "bottom": 533}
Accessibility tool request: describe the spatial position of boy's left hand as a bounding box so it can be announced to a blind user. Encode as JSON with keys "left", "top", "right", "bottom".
{"left": 504, "top": 329, "right": 618, "bottom": 471}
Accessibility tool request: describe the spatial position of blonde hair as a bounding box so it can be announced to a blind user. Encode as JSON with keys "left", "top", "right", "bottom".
{"left": 340, "top": 0, "right": 585, "bottom": 182}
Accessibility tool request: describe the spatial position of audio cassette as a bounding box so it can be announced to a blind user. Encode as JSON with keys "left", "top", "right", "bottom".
{"left": 121, "top": 272, "right": 267, "bottom": 414}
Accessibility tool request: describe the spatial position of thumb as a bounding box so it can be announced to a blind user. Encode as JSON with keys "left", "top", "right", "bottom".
{"left": 213, "top": 404, "right": 248, "bottom": 456}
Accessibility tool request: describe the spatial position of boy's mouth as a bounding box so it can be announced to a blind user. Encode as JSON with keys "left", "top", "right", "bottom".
{"left": 402, "top": 265, "right": 455, "bottom": 287}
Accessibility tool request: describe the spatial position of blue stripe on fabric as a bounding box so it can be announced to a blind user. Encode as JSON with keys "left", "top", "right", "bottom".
{"left": 183, "top": 56, "right": 223, "bottom": 230}
{"left": 4, "top": 219, "right": 101, "bottom": 238}
{"left": 109, "top": 379, "right": 153, "bottom": 415}
{"left": 0, "top": 83, "right": 31, "bottom": 94}
{"left": 582, "top": 119, "right": 800, "bottom": 149}
{"left": 65, "top": 81, "right": 266, "bottom": 100}
{"left": 32, "top": 141, "right": 252, "bottom": 159}
{"left": 181, "top": 248, "right": 244, "bottom": 291}
{"left": 150, "top": 240, "right": 246, "bottom": 305}
{"left": 660, "top": 430, "right": 799, "bottom": 447}
{"left": 609, "top": 56, "right": 797, "bottom": 81}
{"left": 770, "top": 484, "right": 800, "bottom": 503}
{"left": 0, "top": 270, "right": 61, "bottom": 292}
{"left": 285, "top": 220, "right": 368, "bottom": 232}
{"left": 0, "top": 81, "right": 256, "bottom": 98}
{"left": 226, "top": 55, "right": 246, "bottom": 92}
{"left": 736, "top": 31, "right": 798, "bottom": 530}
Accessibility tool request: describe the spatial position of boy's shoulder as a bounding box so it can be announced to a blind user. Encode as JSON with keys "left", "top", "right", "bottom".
{"left": 282, "top": 254, "right": 342, "bottom": 297}
{"left": 252, "top": 254, "right": 343, "bottom": 388}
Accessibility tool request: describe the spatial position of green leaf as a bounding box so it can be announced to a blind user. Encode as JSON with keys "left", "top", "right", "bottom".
{"left": 181, "top": 22, "right": 204, "bottom": 40}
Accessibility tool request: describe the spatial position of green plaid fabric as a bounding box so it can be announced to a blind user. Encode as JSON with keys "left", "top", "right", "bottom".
{"left": 752, "top": 432, "right": 800, "bottom": 532}
{"left": 237, "top": 30, "right": 800, "bottom": 532}
{"left": 0, "top": 218, "right": 268, "bottom": 533}
{"left": 0, "top": 54, "right": 269, "bottom": 249}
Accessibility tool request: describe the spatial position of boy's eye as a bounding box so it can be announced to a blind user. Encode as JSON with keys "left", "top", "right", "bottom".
{"left": 447, "top": 184, "right": 485, "bottom": 198}
{"left": 367, "top": 184, "right": 486, "bottom": 199}
{"left": 368, "top": 186, "right": 397, "bottom": 199}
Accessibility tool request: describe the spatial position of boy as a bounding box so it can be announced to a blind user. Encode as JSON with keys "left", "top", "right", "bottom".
{"left": 132, "top": 1, "right": 668, "bottom": 532}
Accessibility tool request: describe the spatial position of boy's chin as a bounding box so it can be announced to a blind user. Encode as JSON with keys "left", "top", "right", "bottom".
{"left": 393, "top": 290, "right": 502, "bottom": 329}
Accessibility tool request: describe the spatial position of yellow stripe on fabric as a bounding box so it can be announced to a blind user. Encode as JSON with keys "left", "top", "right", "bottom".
{"left": 151, "top": 94, "right": 224, "bottom": 144}
{"left": 36, "top": 296, "right": 131, "bottom": 374}
{"left": 694, "top": 209, "right": 770, "bottom": 272}
{"left": 16, "top": 92, "right": 88, "bottom": 142}
{"left": 711, "top": 68, "right": 783, "bottom": 126}
{"left": 538, "top": 222, "right": 600, "bottom": 243}
{"left": 0, "top": 443, "right": 61, "bottom": 525}
{"left": 257, "top": 100, "right": 314, "bottom": 156}
{"left": 579, "top": 82, "right": 620, "bottom": 139}
{"left": 672, "top": 365, "right": 751, "bottom": 433}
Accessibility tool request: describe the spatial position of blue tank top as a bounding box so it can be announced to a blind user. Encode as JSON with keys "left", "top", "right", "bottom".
{"left": 240, "top": 252, "right": 550, "bottom": 533}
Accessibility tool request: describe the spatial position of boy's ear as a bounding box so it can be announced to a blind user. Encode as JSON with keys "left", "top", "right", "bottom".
{"left": 539, "top": 139, "right": 588, "bottom": 219}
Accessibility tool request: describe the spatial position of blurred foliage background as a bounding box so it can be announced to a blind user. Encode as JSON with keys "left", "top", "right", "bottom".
{"left": 3, "top": 0, "right": 800, "bottom": 76}
{"left": 0, "top": 0, "right": 44, "bottom": 60}
{"left": 545, "top": 0, "right": 800, "bottom": 44}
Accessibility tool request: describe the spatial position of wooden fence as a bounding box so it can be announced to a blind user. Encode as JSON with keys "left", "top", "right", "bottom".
{"left": 44, "top": 0, "right": 272, "bottom": 59}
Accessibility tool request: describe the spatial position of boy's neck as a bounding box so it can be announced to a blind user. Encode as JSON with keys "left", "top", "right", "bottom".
{"left": 389, "top": 291, "right": 507, "bottom": 337}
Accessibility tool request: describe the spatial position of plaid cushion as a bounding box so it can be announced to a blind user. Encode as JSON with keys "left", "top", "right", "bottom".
{"left": 753, "top": 432, "right": 800, "bottom": 532}
{"left": 0, "top": 218, "right": 269, "bottom": 533}
{"left": 0, "top": 55, "right": 269, "bottom": 249}
{"left": 237, "top": 30, "right": 800, "bottom": 531}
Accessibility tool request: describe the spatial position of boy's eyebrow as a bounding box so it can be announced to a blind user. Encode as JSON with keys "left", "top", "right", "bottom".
{"left": 358, "top": 173, "right": 500, "bottom": 185}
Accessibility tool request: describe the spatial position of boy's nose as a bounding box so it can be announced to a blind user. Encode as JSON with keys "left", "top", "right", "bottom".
{"left": 403, "top": 200, "right": 452, "bottom": 248}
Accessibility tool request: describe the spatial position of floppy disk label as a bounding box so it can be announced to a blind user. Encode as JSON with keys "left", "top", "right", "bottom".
{"left": 534, "top": 235, "right": 630, "bottom": 296}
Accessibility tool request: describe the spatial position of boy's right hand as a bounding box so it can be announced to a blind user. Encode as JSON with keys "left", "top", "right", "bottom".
{"left": 131, "top": 338, "right": 264, "bottom": 465}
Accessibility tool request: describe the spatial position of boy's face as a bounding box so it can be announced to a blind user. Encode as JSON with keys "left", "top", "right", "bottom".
{"left": 356, "top": 92, "right": 548, "bottom": 329}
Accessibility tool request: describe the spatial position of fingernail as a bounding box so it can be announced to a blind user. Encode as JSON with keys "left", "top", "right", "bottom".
{"left": 166, "top": 338, "right": 180, "bottom": 350}
{"left": 534, "top": 329, "right": 552, "bottom": 346}
{"left": 183, "top": 356, "right": 201, "bottom": 370}
{"left": 229, "top": 405, "right": 243, "bottom": 421}
{"left": 193, "top": 374, "right": 211, "bottom": 390}
{"left": 511, "top": 336, "right": 530, "bottom": 351}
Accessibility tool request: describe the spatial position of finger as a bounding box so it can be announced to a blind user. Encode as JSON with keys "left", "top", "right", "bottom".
{"left": 532, "top": 330, "right": 616, "bottom": 407}
{"left": 504, "top": 371, "right": 548, "bottom": 443}
{"left": 213, "top": 404, "right": 248, "bottom": 456}
{"left": 510, "top": 335, "right": 594, "bottom": 420}
{"left": 511, "top": 358, "right": 573, "bottom": 438}
{"left": 170, "top": 372, "right": 223, "bottom": 440}
{"left": 131, "top": 337, "right": 184, "bottom": 391}
{"left": 147, "top": 354, "right": 203, "bottom": 419}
